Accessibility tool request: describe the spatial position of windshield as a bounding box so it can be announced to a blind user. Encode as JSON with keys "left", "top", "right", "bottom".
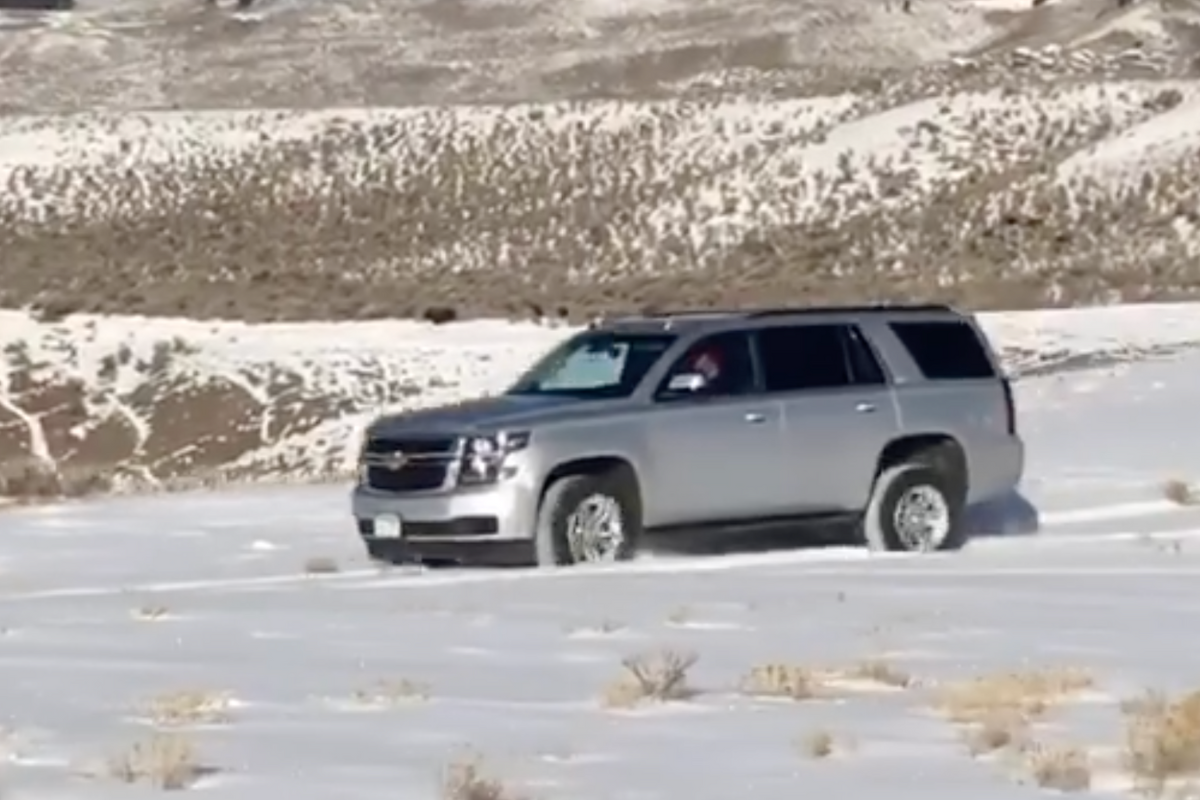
{"left": 507, "top": 331, "right": 676, "bottom": 399}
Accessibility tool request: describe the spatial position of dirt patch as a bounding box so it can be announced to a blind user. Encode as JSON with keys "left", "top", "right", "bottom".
{"left": 0, "top": 313, "right": 551, "bottom": 503}
{"left": 0, "top": 345, "right": 345, "bottom": 499}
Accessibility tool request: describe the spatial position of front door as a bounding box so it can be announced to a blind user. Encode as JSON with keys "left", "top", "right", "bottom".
{"left": 640, "top": 331, "right": 789, "bottom": 528}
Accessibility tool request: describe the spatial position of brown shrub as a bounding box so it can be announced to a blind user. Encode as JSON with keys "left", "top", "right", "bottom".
{"left": 801, "top": 730, "right": 837, "bottom": 759}
{"left": 1164, "top": 479, "right": 1198, "bottom": 506}
{"left": 107, "top": 733, "right": 214, "bottom": 790}
{"left": 848, "top": 658, "right": 913, "bottom": 688}
{"left": 442, "top": 754, "right": 528, "bottom": 800}
{"left": 601, "top": 649, "right": 698, "bottom": 708}
{"left": 964, "top": 711, "right": 1031, "bottom": 756}
{"left": 1123, "top": 689, "right": 1200, "bottom": 791}
{"left": 143, "top": 689, "right": 233, "bottom": 727}
{"left": 353, "top": 678, "right": 432, "bottom": 707}
{"left": 740, "top": 662, "right": 823, "bottom": 701}
{"left": 1024, "top": 743, "right": 1092, "bottom": 792}
{"left": 934, "top": 668, "right": 1094, "bottom": 725}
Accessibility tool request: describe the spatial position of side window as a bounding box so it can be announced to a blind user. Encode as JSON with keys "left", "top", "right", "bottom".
{"left": 889, "top": 320, "right": 996, "bottom": 380}
{"left": 656, "top": 331, "right": 756, "bottom": 400}
{"left": 757, "top": 324, "right": 852, "bottom": 392}
{"left": 846, "top": 325, "right": 887, "bottom": 386}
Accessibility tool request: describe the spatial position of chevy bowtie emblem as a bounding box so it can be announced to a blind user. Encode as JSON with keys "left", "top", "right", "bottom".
{"left": 380, "top": 451, "right": 408, "bottom": 470}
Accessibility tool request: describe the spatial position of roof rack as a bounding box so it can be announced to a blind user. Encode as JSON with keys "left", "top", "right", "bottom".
{"left": 591, "top": 303, "right": 955, "bottom": 329}
{"left": 637, "top": 303, "right": 954, "bottom": 319}
{"left": 747, "top": 303, "right": 954, "bottom": 318}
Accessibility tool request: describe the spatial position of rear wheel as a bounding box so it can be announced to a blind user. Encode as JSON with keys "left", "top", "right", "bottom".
{"left": 862, "top": 457, "right": 967, "bottom": 552}
{"left": 534, "top": 468, "right": 641, "bottom": 567}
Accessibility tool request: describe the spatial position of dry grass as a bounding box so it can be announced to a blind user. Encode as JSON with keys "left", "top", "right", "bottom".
{"left": 934, "top": 668, "right": 1095, "bottom": 726}
{"left": 442, "top": 753, "right": 527, "bottom": 800}
{"left": 143, "top": 689, "right": 233, "bottom": 727}
{"left": 303, "top": 556, "right": 340, "bottom": 575}
{"left": 848, "top": 658, "right": 913, "bottom": 689}
{"left": 665, "top": 606, "right": 692, "bottom": 626}
{"left": 1164, "top": 480, "right": 1199, "bottom": 506}
{"left": 739, "top": 662, "right": 823, "bottom": 701}
{"left": 352, "top": 678, "right": 432, "bottom": 708}
{"left": 132, "top": 604, "right": 171, "bottom": 621}
{"left": 740, "top": 657, "right": 914, "bottom": 701}
{"left": 1023, "top": 742, "right": 1093, "bottom": 792}
{"left": 1123, "top": 689, "right": 1200, "bottom": 792}
{"left": 964, "top": 711, "right": 1032, "bottom": 756}
{"left": 107, "top": 732, "right": 214, "bottom": 790}
{"left": 567, "top": 619, "right": 626, "bottom": 636}
{"left": 600, "top": 649, "right": 698, "bottom": 709}
{"left": 800, "top": 730, "right": 837, "bottom": 759}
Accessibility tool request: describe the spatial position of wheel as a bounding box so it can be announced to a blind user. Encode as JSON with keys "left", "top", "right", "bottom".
{"left": 534, "top": 468, "right": 641, "bottom": 567}
{"left": 862, "top": 460, "right": 967, "bottom": 553}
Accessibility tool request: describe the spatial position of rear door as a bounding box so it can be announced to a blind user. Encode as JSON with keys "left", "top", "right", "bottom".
{"left": 882, "top": 317, "right": 1021, "bottom": 502}
{"left": 755, "top": 323, "right": 901, "bottom": 513}
{"left": 640, "top": 330, "right": 790, "bottom": 527}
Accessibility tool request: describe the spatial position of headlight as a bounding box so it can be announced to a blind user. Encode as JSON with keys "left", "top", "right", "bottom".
{"left": 458, "top": 431, "right": 530, "bottom": 486}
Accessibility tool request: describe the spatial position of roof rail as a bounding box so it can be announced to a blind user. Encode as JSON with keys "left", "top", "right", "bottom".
{"left": 747, "top": 303, "right": 954, "bottom": 318}
{"left": 591, "top": 303, "right": 955, "bottom": 328}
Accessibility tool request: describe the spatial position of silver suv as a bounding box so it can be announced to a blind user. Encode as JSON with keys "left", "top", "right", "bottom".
{"left": 352, "top": 304, "right": 1024, "bottom": 567}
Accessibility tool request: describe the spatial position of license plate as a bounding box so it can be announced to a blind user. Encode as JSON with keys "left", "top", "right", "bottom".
{"left": 374, "top": 514, "right": 403, "bottom": 539}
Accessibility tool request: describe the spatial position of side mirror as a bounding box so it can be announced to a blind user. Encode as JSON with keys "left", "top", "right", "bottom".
{"left": 666, "top": 372, "right": 707, "bottom": 394}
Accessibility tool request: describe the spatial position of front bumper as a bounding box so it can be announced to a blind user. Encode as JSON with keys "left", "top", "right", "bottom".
{"left": 351, "top": 479, "right": 538, "bottom": 565}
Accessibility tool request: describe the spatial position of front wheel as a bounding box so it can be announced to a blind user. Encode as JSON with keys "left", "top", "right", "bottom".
{"left": 534, "top": 469, "right": 641, "bottom": 567}
{"left": 862, "top": 462, "right": 967, "bottom": 552}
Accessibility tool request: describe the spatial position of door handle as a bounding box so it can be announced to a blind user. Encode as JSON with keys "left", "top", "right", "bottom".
{"left": 854, "top": 402, "right": 876, "bottom": 414}
{"left": 744, "top": 411, "right": 767, "bottom": 423}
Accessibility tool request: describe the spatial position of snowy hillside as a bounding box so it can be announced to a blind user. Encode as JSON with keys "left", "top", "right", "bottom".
{"left": 2, "top": 347, "right": 1200, "bottom": 798}
{"left": 3, "top": 303, "right": 1200, "bottom": 498}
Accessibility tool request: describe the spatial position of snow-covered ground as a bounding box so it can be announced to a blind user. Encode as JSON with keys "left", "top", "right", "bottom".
{"left": 3, "top": 326, "right": 1200, "bottom": 797}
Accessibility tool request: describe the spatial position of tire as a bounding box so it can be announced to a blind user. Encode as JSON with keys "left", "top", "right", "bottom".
{"left": 534, "top": 468, "right": 641, "bottom": 567}
{"left": 862, "top": 460, "right": 967, "bottom": 553}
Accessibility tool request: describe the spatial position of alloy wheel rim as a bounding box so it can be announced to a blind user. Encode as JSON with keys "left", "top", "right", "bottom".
{"left": 566, "top": 493, "right": 625, "bottom": 563}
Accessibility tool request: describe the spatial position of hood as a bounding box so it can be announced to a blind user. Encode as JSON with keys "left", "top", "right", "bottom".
{"left": 368, "top": 393, "right": 631, "bottom": 437}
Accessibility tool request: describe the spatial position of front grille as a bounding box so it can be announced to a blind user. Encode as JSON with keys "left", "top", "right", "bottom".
{"left": 362, "top": 434, "right": 460, "bottom": 494}
{"left": 364, "top": 436, "right": 459, "bottom": 457}
{"left": 366, "top": 464, "right": 450, "bottom": 493}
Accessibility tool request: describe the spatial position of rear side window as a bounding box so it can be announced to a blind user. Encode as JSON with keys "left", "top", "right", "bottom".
{"left": 757, "top": 324, "right": 885, "bottom": 392}
{"left": 889, "top": 320, "right": 996, "bottom": 380}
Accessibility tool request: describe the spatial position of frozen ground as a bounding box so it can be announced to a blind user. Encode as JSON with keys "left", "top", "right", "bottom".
{"left": 2, "top": 337, "right": 1200, "bottom": 797}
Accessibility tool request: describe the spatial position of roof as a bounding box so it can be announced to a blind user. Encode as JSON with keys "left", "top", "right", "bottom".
{"left": 592, "top": 303, "right": 960, "bottom": 332}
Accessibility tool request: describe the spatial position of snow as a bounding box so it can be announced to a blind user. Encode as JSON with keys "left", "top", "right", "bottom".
{"left": 4, "top": 309, "right": 1200, "bottom": 797}
{"left": 1058, "top": 93, "right": 1200, "bottom": 189}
